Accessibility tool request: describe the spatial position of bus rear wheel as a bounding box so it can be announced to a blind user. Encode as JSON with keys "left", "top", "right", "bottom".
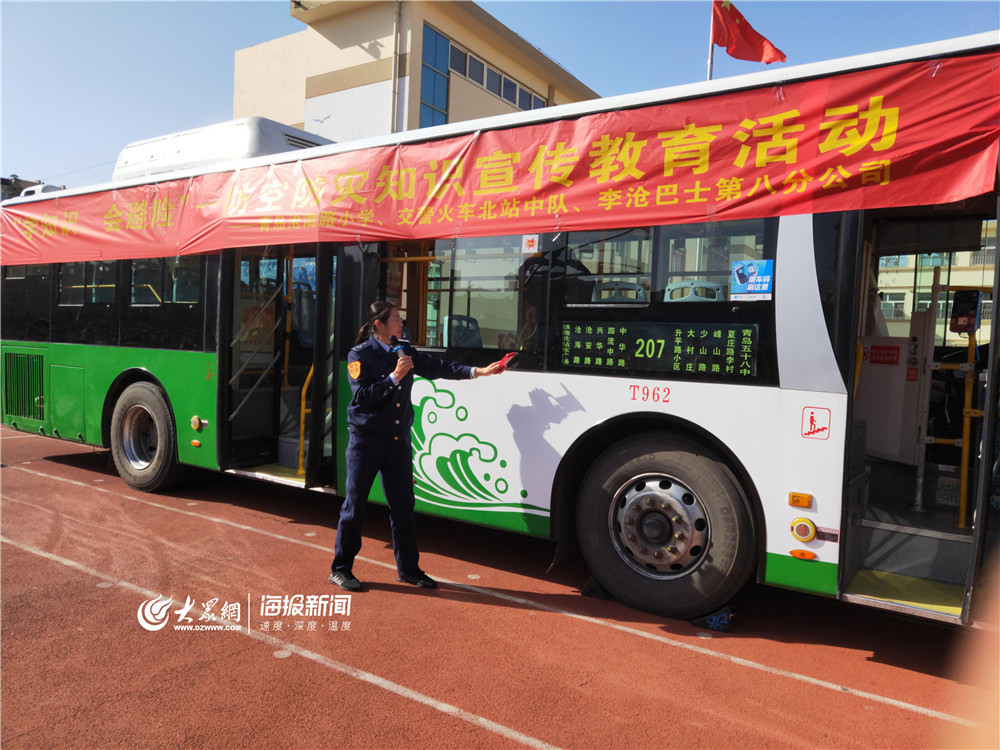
{"left": 577, "top": 433, "right": 755, "bottom": 620}
{"left": 110, "top": 382, "right": 186, "bottom": 492}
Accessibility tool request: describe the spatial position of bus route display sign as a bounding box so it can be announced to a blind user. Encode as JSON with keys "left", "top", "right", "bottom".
{"left": 560, "top": 322, "right": 758, "bottom": 378}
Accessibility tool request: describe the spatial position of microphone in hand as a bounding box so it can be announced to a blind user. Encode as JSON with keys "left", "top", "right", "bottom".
{"left": 389, "top": 335, "right": 414, "bottom": 380}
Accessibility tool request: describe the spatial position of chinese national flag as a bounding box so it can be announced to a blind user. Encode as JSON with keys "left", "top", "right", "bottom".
{"left": 712, "top": 0, "right": 786, "bottom": 64}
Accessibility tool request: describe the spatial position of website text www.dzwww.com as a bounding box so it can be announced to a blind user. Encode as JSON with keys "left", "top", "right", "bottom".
{"left": 173, "top": 624, "right": 241, "bottom": 631}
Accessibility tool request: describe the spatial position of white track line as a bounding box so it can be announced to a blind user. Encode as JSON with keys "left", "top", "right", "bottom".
{"left": 3, "top": 463, "right": 981, "bottom": 729}
{"left": 0, "top": 534, "right": 562, "bottom": 750}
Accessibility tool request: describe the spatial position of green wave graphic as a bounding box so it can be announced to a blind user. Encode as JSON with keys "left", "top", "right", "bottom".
{"left": 410, "top": 379, "right": 545, "bottom": 517}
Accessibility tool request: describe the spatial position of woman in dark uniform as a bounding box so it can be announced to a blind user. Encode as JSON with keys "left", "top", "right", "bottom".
{"left": 330, "top": 301, "right": 507, "bottom": 591}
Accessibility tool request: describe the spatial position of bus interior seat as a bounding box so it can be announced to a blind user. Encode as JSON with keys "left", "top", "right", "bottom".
{"left": 443, "top": 315, "right": 482, "bottom": 348}
{"left": 665, "top": 280, "right": 725, "bottom": 302}
{"left": 591, "top": 281, "right": 648, "bottom": 303}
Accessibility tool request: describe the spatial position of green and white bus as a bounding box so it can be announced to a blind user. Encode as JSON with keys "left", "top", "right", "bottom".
{"left": 3, "top": 33, "right": 998, "bottom": 624}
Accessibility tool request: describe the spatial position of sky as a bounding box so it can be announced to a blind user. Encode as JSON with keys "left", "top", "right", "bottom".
{"left": 1, "top": 0, "right": 997, "bottom": 190}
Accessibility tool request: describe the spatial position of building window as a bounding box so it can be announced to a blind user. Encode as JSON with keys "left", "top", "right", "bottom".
{"left": 878, "top": 255, "right": 906, "bottom": 269}
{"left": 424, "top": 25, "right": 546, "bottom": 119}
{"left": 502, "top": 76, "right": 517, "bottom": 104}
{"left": 881, "top": 292, "right": 906, "bottom": 320}
{"left": 970, "top": 248, "right": 995, "bottom": 266}
{"left": 421, "top": 25, "right": 450, "bottom": 128}
{"left": 449, "top": 45, "right": 467, "bottom": 76}
{"left": 486, "top": 67, "right": 501, "bottom": 97}
{"left": 467, "top": 56, "right": 485, "bottom": 86}
{"left": 915, "top": 292, "right": 948, "bottom": 319}
{"left": 918, "top": 252, "right": 948, "bottom": 268}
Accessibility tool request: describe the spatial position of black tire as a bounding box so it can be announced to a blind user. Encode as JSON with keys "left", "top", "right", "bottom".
{"left": 577, "top": 433, "right": 755, "bottom": 619}
{"left": 110, "top": 382, "right": 187, "bottom": 492}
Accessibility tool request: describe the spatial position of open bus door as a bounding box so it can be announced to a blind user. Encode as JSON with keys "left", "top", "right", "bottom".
{"left": 219, "top": 241, "right": 374, "bottom": 493}
{"left": 222, "top": 245, "right": 287, "bottom": 470}
{"left": 221, "top": 243, "right": 333, "bottom": 483}
{"left": 843, "top": 196, "right": 1000, "bottom": 626}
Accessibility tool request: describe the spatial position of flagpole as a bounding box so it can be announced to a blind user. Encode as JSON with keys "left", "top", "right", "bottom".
{"left": 707, "top": 1, "right": 716, "bottom": 81}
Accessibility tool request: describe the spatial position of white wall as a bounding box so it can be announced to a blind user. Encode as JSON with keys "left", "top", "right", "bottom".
{"left": 305, "top": 76, "right": 409, "bottom": 143}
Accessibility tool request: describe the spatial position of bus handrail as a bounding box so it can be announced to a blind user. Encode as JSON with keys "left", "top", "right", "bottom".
{"left": 228, "top": 350, "right": 283, "bottom": 422}
{"left": 230, "top": 285, "right": 283, "bottom": 347}
{"left": 296, "top": 365, "right": 314, "bottom": 477}
{"left": 227, "top": 316, "right": 285, "bottom": 386}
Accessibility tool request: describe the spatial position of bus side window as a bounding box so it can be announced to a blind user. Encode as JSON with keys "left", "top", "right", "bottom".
{"left": 89, "top": 262, "right": 116, "bottom": 304}
{"left": 1, "top": 264, "right": 51, "bottom": 342}
{"left": 426, "top": 235, "right": 523, "bottom": 350}
{"left": 656, "top": 220, "right": 772, "bottom": 303}
{"left": 131, "top": 259, "right": 163, "bottom": 305}
{"left": 58, "top": 262, "right": 86, "bottom": 306}
{"left": 167, "top": 257, "right": 201, "bottom": 303}
{"left": 560, "top": 228, "right": 651, "bottom": 307}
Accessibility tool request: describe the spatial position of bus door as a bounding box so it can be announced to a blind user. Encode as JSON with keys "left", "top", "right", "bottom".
{"left": 844, "top": 202, "right": 999, "bottom": 624}
{"left": 223, "top": 244, "right": 319, "bottom": 472}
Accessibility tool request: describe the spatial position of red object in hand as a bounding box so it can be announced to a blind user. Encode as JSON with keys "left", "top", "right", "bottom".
{"left": 498, "top": 352, "right": 518, "bottom": 371}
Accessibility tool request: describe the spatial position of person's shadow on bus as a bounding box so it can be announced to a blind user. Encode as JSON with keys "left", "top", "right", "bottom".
{"left": 506, "top": 386, "right": 583, "bottom": 499}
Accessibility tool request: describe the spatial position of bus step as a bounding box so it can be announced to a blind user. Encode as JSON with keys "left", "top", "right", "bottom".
{"left": 843, "top": 569, "right": 964, "bottom": 622}
{"left": 859, "top": 520, "right": 971, "bottom": 585}
{"left": 226, "top": 462, "right": 306, "bottom": 488}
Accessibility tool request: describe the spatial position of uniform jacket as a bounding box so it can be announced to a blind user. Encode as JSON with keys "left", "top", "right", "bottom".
{"left": 346, "top": 336, "right": 473, "bottom": 437}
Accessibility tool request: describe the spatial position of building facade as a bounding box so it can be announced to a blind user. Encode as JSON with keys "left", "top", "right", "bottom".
{"left": 233, "top": 1, "right": 598, "bottom": 144}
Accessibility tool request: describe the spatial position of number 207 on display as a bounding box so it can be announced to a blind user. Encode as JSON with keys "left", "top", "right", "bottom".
{"left": 635, "top": 338, "right": 666, "bottom": 359}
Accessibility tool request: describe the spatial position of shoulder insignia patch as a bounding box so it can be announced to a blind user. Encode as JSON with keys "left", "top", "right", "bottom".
{"left": 348, "top": 360, "right": 362, "bottom": 380}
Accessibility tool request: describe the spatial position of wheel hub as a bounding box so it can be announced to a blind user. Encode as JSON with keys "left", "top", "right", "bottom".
{"left": 121, "top": 405, "right": 158, "bottom": 470}
{"left": 639, "top": 513, "right": 670, "bottom": 544}
{"left": 609, "top": 473, "right": 710, "bottom": 578}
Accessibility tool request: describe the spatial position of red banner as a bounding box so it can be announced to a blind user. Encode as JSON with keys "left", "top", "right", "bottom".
{"left": 2, "top": 51, "right": 997, "bottom": 265}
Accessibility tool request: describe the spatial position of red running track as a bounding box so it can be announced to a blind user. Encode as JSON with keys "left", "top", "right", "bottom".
{"left": 1, "top": 427, "right": 997, "bottom": 749}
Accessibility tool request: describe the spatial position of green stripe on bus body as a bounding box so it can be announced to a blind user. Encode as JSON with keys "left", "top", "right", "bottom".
{"left": 764, "top": 552, "right": 838, "bottom": 596}
{"left": 361, "top": 458, "right": 550, "bottom": 536}
{"left": 1, "top": 341, "right": 219, "bottom": 471}
{"left": 415, "top": 497, "right": 550, "bottom": 536}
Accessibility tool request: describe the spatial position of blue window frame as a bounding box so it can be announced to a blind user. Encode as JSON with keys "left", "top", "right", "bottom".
{"left": 421, "top": 26, "right": 449, "bottom": 128}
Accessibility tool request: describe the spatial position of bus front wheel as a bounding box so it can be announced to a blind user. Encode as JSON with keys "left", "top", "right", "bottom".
{"left": 577, "top": 433, "right": 755, "bottom": 620}
{"left": 110, "top": 382, "right": 186, "bottom": 492}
